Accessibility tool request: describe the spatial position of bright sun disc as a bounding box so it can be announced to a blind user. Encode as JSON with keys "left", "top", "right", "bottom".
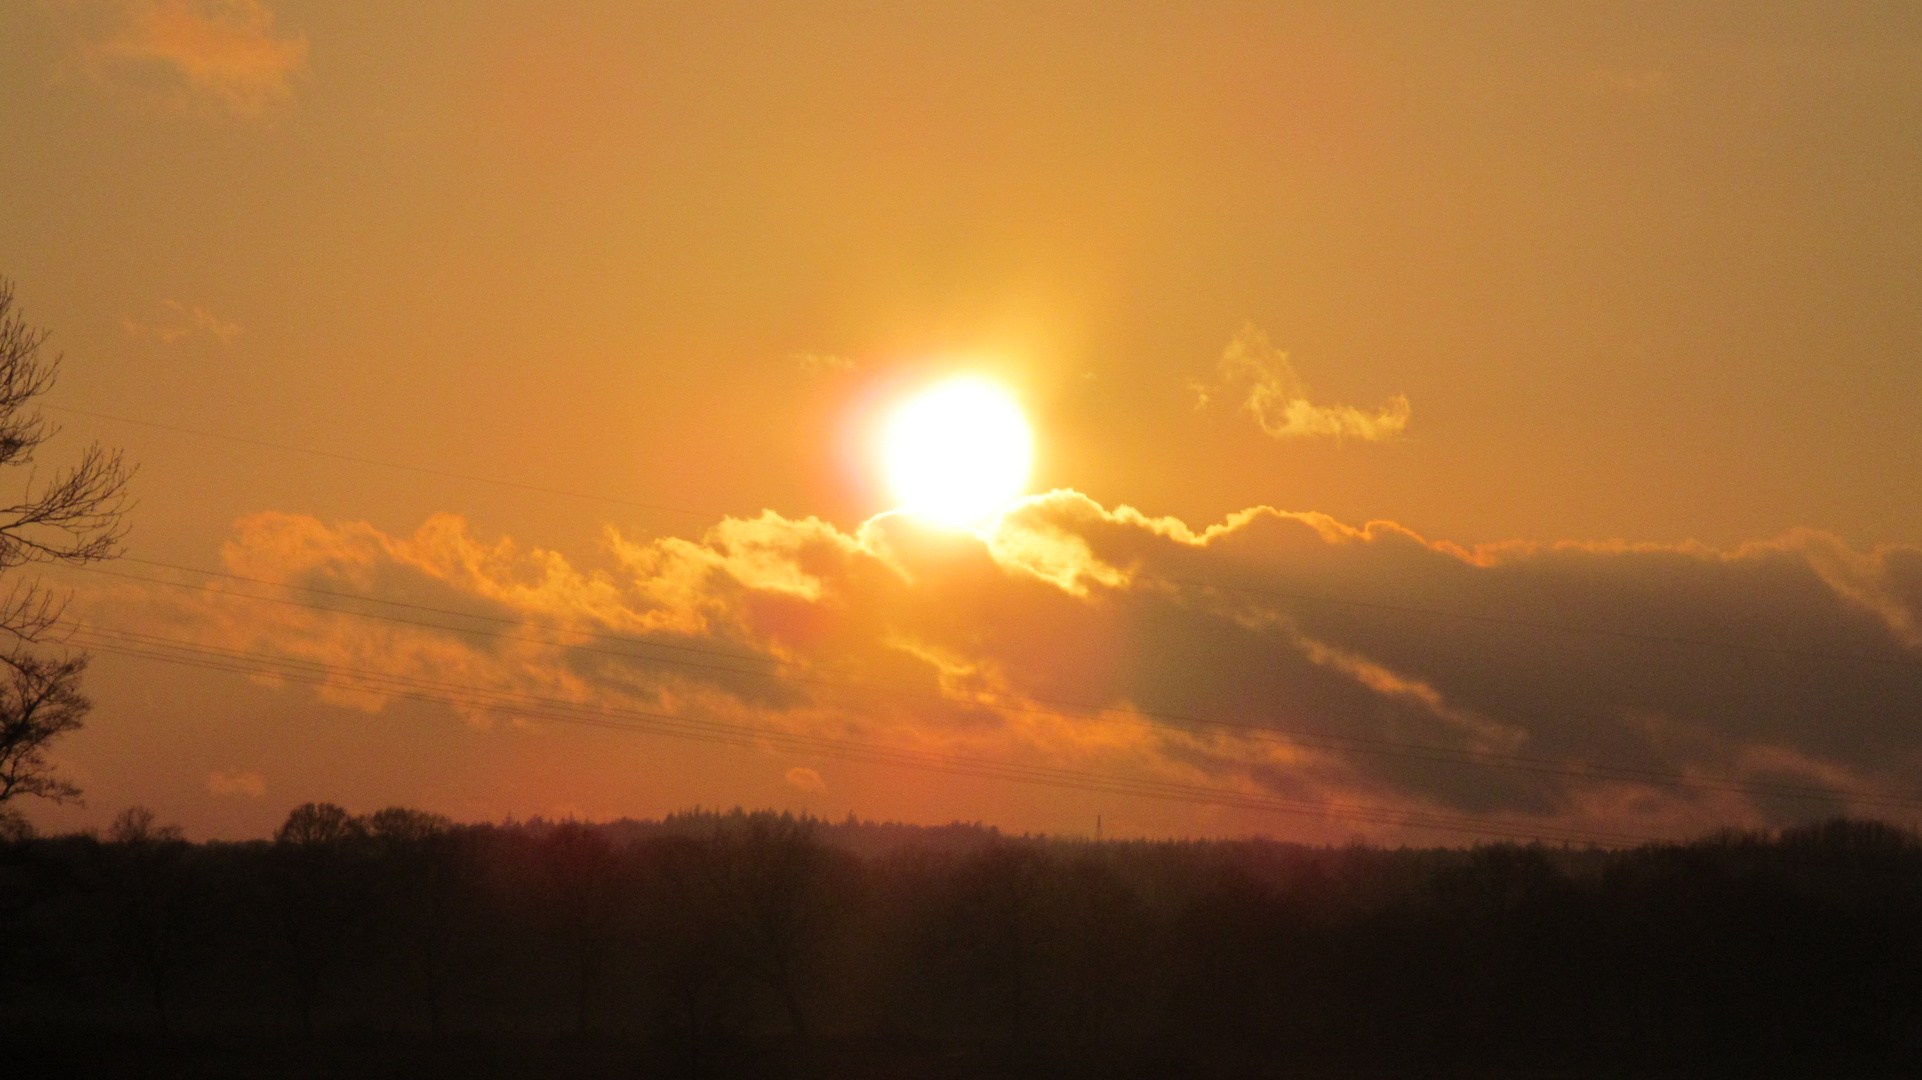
{"left": 882, "top": 377, "right": 1033, "bottom": 526}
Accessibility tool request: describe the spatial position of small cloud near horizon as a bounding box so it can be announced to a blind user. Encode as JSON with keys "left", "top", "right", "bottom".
{"left": 1194, "top": 324, "right": 1410, "bottom": 442}
{"left": 207, "top": 769, "right": 265, "bottom": 797}
{"left": 785, "top": 766, "right": 827, "bottom": 793}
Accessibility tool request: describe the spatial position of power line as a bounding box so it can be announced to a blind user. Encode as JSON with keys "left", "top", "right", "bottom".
{"left": 51, "top": 403, "right": 1922, "bottom": 672}
{"left": 62, "top": 620, "right": 1663, "bottom": 848}
{"left": 46, "top": 404, "right": 1922, "bottom": 825}
{"left": 65, "top": 559, "right": 1922, "bottom": 813}
{"left": 1157, "top": 575, "right": 1922, "bottom": 672}
{"left": 43, "top": 403, "right": 719, "bottom": 520}
{"left": 117, "top": 555, "right": 779, "bottom": 666}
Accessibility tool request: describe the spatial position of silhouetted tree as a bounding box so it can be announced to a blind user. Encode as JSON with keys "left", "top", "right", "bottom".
{"left": 916, "top": 843, "right": 1054, "bottom": 1053}
{"left": 0, "top": 278, "right": 132, "bottom": 831}
{"left": 94, "top": 806, "right": 192, "bottom": 1035}
{"left": 271, "top": 802, "right": 369, "bottom": 1034}
{"left": 713, "top": 812, "right": 837, "bottom": 1044}
{"left": 0, "top": 656, "right": 91, "bottom": 814}
{"left": 537, "top": 821, "right": 623, "bottom": 1037}
{"left": 0, "top": 803, "right": 55, "bottom": 1000}
{"left": 1170, "top": 866, "right": 1292, "bottom": 1053}
{"left": 635, "top": 833, "right": 751, "bottom": 1074}
{"left": 365, "top": 807, "right": 466, "bottom": 1038}
{"left": 1043, "top": 852, "right": 1153, "bottom": 1055}
{"left": 7, "top": 810, "right": 1922, "bottom": 1075}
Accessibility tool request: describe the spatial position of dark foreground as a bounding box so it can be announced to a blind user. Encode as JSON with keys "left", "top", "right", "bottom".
{"left": 5, "top": 808, "right": 1922, "bottom": 1078}
{"left": 14, "top": 1031, "right": 1917, "bottom": 1080}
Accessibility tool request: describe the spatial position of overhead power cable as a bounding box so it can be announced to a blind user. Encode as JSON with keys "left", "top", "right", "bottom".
{"left": 43, "top": 403, "right": 719, "bottom": 519}
{"left": 47, "top": 404, "right": 1922, "bottom": 827}
{"left": 63, "top": 559, "right": 1922, "bottom": 814}
{"left": 1155, "top": 576, "right": 1922, "bottom": 672}
{"left": 62, "top": 559, "right": 1922, "bottom": 815}
{"left": 62, "top": 620, "right": 1663, "bottom": 848}
{"left": 50, "top": 403, "right": 1922, "bottom": 672}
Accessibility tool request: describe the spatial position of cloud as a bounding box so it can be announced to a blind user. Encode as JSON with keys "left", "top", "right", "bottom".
{"left": 794, "top": 352, "right": 856, "bottom": 376}
{"left": 1194, "top": 324, "right": 1410, "bottom": 441}
{"left": 82, "top": 495, "right": 1922, "bottom": 842}
{"left": 86, "top": 0, "right": 307, "bottom": 119}
{"left": 785, "top": 766, "right": 827, "bottom": 793}
{"left": 123, "top": 300, "right": 242, "bottom": 343}
{"left": 207, "top": 769, "right": 265, "bottom": 796}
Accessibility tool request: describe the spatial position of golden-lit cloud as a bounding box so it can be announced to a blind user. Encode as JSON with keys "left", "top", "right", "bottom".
{"left": 785, "top": 766, "right": 826, "bottom": 793}
{"left": 123, "top": 299, "right": 242, "bottom": 343}
{"left": 1195, "top": 324, "right": 1410, "bottom": 441}
{"left": 206, "top": 769, "right": 264, "bottom": 796}
{"left": 794, "top": 352, "right": 856, "bottom": 376}
{"left": 85, "top": 0, "right": 307, "bottom": 119}
{"left": 77, "top": 494, "right": 1922, "bottom": 841}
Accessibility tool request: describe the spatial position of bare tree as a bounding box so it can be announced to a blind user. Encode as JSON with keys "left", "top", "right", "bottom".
{"left": 0, "top": 653, "right": 91, "bottom": 807}
{"left": 537, "top": 821, "right": 624, "bottom": 1038}
{"left": 365, "top": 806, "right": 468, "bottom": 1038}
{"left": 714, "top": 812, "right": 835, "bottom": 1044}
{"left": 272, "top": 802, "right": 371, "bottom": 1034}
{"left": 0, "top": 278, "right": 132, "bottom": 824}
{"left": 98, "top": 805, "right": 193, "bottom": 1034}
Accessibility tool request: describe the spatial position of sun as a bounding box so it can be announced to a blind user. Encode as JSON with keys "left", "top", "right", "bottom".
{"left": 881, "top": 376, "right": 1034, "bottom": 526}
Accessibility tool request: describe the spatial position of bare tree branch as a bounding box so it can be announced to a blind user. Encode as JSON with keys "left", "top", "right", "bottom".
{"left": 0, "top": 277, "right": 135, "bottom": 811}
{"left": 0, "top": 653, "right": 89, "bottom": 805}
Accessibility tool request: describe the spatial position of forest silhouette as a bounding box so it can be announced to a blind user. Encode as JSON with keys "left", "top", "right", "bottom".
{"left": 4, "top": 807, "right": 1921, "bottom": 1078}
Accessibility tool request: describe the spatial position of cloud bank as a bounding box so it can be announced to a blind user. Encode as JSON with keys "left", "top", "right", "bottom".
{"left": 1196, "top": 325, "right": 1410, "bottom": 441}
{"left": 86, "top": 494, "right": 1922, "bottom": 841}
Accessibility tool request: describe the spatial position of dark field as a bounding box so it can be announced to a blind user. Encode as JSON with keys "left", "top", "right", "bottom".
{"left": 5, "top": 809, "right": 1921, "bottom": 1078}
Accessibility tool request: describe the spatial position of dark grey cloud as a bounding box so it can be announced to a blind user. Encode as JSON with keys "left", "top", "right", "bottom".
{"left": 113, "top": 496, "right": 1922, "bottom": 838}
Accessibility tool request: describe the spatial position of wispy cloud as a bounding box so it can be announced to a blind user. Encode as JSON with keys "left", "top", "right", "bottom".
{"left": 785, "top": 766, "right": 826, "bottom": 793}
{"left": 794, "top": 352, "right": 856, "bottom": 376}
{"left": 123, "top": 299, "right": 242, "bottom": 343}
{"left": 85, "top": 0, "right": 307, "bottom": 119}
{"left": 1195, "top": 324, "right": 1410, "bottom": 441}
{"left": 207, "top": 769, "right": 265, "bottom": 796}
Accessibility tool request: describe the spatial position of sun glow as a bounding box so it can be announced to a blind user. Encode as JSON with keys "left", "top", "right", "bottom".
{"left": 882, "top": 376, "right": 1034, "bottom": 526}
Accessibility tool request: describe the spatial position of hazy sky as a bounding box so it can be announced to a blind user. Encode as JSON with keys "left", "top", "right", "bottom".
{"left": 3, "top": 1, "right": 1920, "bottom": 842}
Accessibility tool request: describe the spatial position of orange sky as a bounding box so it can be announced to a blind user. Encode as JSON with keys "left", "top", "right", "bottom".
{"left": 3, "top": 1, "right": 1920, "bottom": 842}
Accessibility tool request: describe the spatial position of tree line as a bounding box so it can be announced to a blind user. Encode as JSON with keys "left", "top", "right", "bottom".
{"left": 4, "top": 807, "right": 1921, "bottom": 1077}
